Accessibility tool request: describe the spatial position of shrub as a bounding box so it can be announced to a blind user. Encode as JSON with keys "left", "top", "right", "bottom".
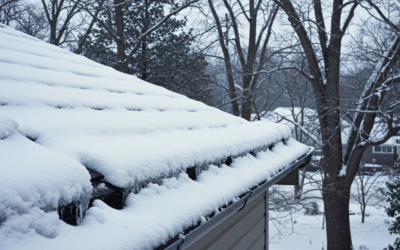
{"left": 304, "top": 201, "right": 321, "bottom": 215}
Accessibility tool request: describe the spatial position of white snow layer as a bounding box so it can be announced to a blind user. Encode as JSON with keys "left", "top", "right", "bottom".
{"left": 0, "top": 24, "right": 310, "bottom": 249}
{"left": 0, "top": 24, "right": 295, "bottom": 187}
{"left": 0, "top": 116, "right": 18, "bottom": 139}
{"left": 1, "top": 140, "right": 310, "bottom": 250}
{"left": 0, "top": 130, "right": 92, "bottom": 241}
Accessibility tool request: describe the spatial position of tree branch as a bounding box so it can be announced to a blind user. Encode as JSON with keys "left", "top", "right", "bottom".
{"left": 272, "top": 0, "right": 323, "bottom": 89}
{"left": 362, "top": 0, "right": 400, "bottom": 33}
{"left": 236, "top": 0, "right": 250, "bottom": 21}
{"left": 222, "top": 0, "right": 246, "bottom": 69}
{"left": 79, "top": 2, "right": 119, "bottom": 41}
{"left": 313, "top": 0, "right": 328, "bottom": 69}
{"left": 75, "top": 0, "right": 106, "bottom": 54}
{"left": 341, "top": 2, "right": 358, "bottom": 37}
{"left": 276, "top": 114, "right": 321, "bottom": 146}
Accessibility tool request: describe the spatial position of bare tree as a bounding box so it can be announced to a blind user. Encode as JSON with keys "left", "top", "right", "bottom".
{"left": 268, "top": 0, "right": 400, "bottom": 249}
{"left": 15, "top": 2, "right": 49, "bottom": 40}
{"left": 204, "top": 0, "right": 284, "bottom": 119}
{"left": 269, "top": 183, "right": 323, "bottom": 239}
{"left": 265, "top": 71, "right": 319, "bottom": 199}
{"left": 74, "top": 0, "right": 105, "bottom": 54}
{"left": 0, "top": 0, "right": 21, "bottom": 25}
{"left": 40, "top": 0, "right": 84, "bottom": 46}
{"left": 352, "top": 162, "right": 385, "bottom": 223}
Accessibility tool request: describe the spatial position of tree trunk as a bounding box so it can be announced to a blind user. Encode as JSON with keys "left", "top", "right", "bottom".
{"left": 361, "top": 176, "right": 366, "bottom": 223}
{"left": 50, "top": 20, "right": 57, "bottom": 45}
{"left": 141, "top": 40, "right": 148, "bottom": 80}
{"left": 272, "top": 0, "right": 400, "bottom": 248}
{"left": 319, "top": 103, "right": 351, "bottom": 249}
{"left": 323, "top": 179, "right": 353, "bottom": 250}
{"left": 224, "top": 60, "right": 240, "bottom": 116}
{"left": 295, "top": 168, "right": 307, "bottom": 200}
{"left": 241, "top": 0, "right": 257, "bottom": 121}
{"left": 361, "top": 206, "right": 365, "bottom": 223}
{"left": 361, "top": 180, "right": 366, "bottom": 223}
{"left": 140, "top": 0, "right": 149, "bottom": 80}
{"left": 241, "top": 75, "right": 253, "bottom": 121}
{"left": 114, "top": 0, "right": 127, "bottom": 73}
{"left": 294, "top": 185, "right": 301, "bottom": 199}
{"left": 207, "top": 0, "right": 240, "bottom": 117}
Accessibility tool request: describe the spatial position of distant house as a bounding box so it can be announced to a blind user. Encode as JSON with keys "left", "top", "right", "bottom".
{"left": 264, "top": 107, "right": 399, "bottom": 173}
{"left": 0, "top": 25, "right": 313, "bottom": 250}
{"left": 361, "top": 135, "right": 400, "bottom": 171}
{"left": 260, "top": 107, "right": 324, "bottom": 170}
{"left": 261, "top": 107, "right": 320, "bottom": 147}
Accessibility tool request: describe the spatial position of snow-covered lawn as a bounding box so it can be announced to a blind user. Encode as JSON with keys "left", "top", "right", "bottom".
{"left": 269, "top": 174, "right": 397, "bottom": 250}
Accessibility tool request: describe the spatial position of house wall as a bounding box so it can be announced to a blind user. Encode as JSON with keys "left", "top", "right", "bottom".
{"left": 363, "top": 145, "right": 398, "bottom": 167}
{"left": 187, "top": 191, "right": 268, "bottom": 250}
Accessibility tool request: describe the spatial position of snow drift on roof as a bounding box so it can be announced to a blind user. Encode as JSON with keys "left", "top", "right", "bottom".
{"left": 0, "top": 24, "right": 310, "bottom": 249}
{"left": 0, "top": 130, "right": 92, "bottom": 240}
{"left": 0, "top": 24, "right": 293, "bottom": 188}
{"left": 0, "top": 116, "right": 18, "bottom": 139}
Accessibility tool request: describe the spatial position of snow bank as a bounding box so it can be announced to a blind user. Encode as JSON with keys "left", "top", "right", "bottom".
{"left": 1, "top": 139, "right": 309, "bottom": 250}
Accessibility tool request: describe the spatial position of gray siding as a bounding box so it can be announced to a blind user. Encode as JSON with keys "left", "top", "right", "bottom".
{"left": 363, "top": 145, "right": 398, "bottom": 167}
{"left": 342, "top": 143, "right": 398, "bottom": 167}
{"left": 187, "top": 191, "right": 267, "bottom": 250}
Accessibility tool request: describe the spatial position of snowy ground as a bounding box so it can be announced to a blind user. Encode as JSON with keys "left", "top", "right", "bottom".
{"left": 269, "top": 173, "right": 397, "bottom": 250}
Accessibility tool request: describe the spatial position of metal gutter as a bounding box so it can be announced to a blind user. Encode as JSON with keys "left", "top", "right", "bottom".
{"left": 162, "top": 147, "right": 314, "bottom": 250}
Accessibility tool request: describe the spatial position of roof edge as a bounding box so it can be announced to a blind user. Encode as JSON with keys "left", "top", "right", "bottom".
{"left": 161, "top": 147, "right": 314, "bottom": 250}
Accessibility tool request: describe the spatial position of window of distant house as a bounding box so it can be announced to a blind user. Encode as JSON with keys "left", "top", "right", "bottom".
{"left": 314, "top": 150, "right": 322, "bottom": 156}
{"left": 373, "top": 145, "right": 393, "bottom": 153}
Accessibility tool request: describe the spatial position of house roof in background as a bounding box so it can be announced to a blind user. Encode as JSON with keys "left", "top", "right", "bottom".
{"left": 0, "top": 25, "right": 310, "bottom": 250}
{"left": 262, "top": 107, "right": 319, "bottom": 128}
{"left": 381, "top": 136, "right": 400, "bottom": 146}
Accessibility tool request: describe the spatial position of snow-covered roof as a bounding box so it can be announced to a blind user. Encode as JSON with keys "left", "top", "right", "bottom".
{"left": 268, "top": 107, "right": 318, "bottom": 123}
{"left": 0, "top": 25, "right": 310, "bottom": 250}
{"left": 342, "top": 116, "right": 399, "bottom": 146}
{"left": 377, "top": 136, "right": 400, "bottom": 146}
{"left": 258, "top": 107, "right": 319, "bottom": 129}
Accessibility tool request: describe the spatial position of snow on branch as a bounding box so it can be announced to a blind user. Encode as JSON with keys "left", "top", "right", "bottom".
{"left": 390, "top": 101, "right": 400, "bottom": 109}
{"left": 275, "top": 113, "right": 321, "bottom": 146}
{"left": 344, "top": 36, "right": 400, "bottom": 164}
{"left": 257, "top": 66, "right": 313, "bottom": 82}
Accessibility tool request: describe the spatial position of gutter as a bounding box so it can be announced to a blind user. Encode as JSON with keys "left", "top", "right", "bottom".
{"left": 162, "top": 147, "right": 314, "bottom": 250}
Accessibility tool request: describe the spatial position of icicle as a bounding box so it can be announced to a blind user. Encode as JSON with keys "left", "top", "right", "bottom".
{"left": 157, "top": 175, "right": 163, "bottom": 185}
{"left": 59, "top": 206, "right": 64, "bottom": 220}
{"left": 75, "top": 203, "right": 80, "bottom": 225}
{"left": 79, "top": 204, "right": 83, "bottom": 224}
{"left": 73, "top": 192, "right": 91, "bottom": 225}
